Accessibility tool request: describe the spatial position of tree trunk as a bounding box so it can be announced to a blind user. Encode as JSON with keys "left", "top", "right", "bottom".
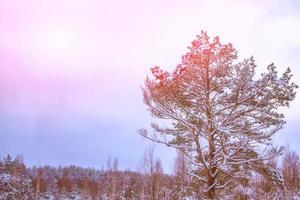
{"left": 206, "top": 59, "right": 216, "bottom": 199}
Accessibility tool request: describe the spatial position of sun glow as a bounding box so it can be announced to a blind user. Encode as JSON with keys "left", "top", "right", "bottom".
{"left": 41, "top": 29, "right": 75, "bottom": 53}
{"left": 28, "top": 27, "right": 87, "bottom": 72}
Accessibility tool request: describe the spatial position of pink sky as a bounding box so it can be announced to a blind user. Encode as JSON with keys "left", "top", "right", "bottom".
{"left": 0, "top": 0, "right": 299, "bottom": 171}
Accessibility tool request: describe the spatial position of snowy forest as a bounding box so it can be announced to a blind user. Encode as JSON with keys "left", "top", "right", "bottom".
{"left": 1, "top": 148, "right": 300, "bottom": 200}
{"left": 1, "top": 31, "right": 300, "bottom": 199}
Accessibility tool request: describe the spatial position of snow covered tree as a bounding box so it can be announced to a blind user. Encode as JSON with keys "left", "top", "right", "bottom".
{"left": 139, "top": 31, "right": 298, "bottom": 199}
{"left": 0, "top": 155, "right": 33, "bottom": 200}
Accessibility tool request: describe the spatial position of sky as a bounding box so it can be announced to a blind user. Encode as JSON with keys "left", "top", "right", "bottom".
{"left": 0, "top": 0, "right": 299, "bottom": 172}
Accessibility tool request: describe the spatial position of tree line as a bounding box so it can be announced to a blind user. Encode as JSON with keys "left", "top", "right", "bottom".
{"left": 0, "top": 147, "right": 300, "bottom": 199}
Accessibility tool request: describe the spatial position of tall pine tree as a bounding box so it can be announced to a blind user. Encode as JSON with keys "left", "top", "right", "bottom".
{"left": 140, "top": 31, "right": 298, "bottom": 199}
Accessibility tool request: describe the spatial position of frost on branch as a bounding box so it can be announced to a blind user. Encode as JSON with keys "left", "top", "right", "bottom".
{"left": 139, "top": 31, "right": 298, "bottom": 199}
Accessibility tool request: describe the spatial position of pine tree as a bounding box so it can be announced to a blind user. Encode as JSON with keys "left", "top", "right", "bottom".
{"left": 139, "top": 31, "right": 298, "bottom": 199}
{"left": 0, "top": 155, "right": 33, "bottom": 199}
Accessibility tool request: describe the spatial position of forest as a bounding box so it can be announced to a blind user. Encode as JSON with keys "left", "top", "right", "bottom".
{"left": 0, "top": 147, "right": 300, "bottom": 199}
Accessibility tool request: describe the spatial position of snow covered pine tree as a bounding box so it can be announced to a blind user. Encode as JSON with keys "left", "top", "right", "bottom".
{"left": 139, "top": 31, "right": 298, "bottom": 199}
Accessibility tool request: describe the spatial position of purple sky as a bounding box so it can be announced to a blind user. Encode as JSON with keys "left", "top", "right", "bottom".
{"left": 0, "top": 0, "right": 300, "bottom": 172}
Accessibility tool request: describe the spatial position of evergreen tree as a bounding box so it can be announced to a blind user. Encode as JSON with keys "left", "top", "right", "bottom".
{"left": 0, "top": 155, "right": 33, "bottom": 200}
{"left": 139, "top": 31, "right": 298, "bottom": 199}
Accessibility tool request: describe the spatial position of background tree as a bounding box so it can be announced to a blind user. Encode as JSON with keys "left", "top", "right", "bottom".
{"left": 139, "top": 31, "right": 298, "bottom": 199}
{"left": 105, "top": 157, "right": 121, "bottom": 200}
{"left": 172, "top": 150, "right": 190, "bottom": 199}
{"left": 282, "top": 148, "right": 300, "bottom": 195}
{"left": 141, "top": 147, "right": 164, "bottom": 200}
{"left": 0, "top": 155, "right": 33, "bottom": 200}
